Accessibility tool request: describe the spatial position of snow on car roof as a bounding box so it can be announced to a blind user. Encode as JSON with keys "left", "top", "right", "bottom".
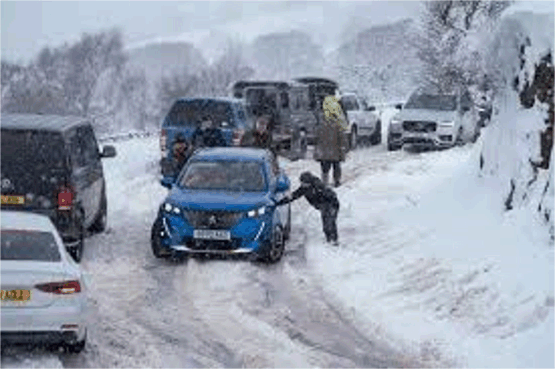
{"left": 192, "top": 147, "right": 270, "bottom": 161}
{"left": 1, "top": 211, "right": 57, "bottom": 232}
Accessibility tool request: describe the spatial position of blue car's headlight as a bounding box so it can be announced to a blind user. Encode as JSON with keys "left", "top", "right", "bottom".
{"left": 163, "top": 202, "right": 181, "bottom": 214}
{"left": 247, "top": 206, "right": 266, "bottom": 218}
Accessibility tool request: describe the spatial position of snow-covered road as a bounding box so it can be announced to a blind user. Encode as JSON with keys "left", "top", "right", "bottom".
{"left": 2, "top": 133, "right": 552, "bottom": 368}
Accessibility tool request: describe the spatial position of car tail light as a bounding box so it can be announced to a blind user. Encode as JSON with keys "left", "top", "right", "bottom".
{"left": 35, "top": 280, "right": 81, "bottom": 294}
{"left": 232, "top": 128, "right": 244, "bottom": 146}
{"left": 160, "top": 129, "right": 167, "bottom": 153}
{"left": 57, "top": 186, "right": 73, "bottom": 210}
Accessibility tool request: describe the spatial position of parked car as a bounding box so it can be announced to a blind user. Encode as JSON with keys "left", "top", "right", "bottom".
{"left": 1, "top": 211, "right": 88, "bottom": 353}
{"left": 388, "top": 88, "right": 480, "bottom": 150}
{"left": 340, "top": 93, "right": 382, "bottom": 148}
{"left": 152, "top": 147, "right": 291, "bottom": 263}
{"left": 159, "top": 97, "right": 254, "bottom": 187}
{"left": 1, "top": 114, "right": 117, "bottom": 262}
{"left": 232, "top": 77, "right": 341, "bottom": 159}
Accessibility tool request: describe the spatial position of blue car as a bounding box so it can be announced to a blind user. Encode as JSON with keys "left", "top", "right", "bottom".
{"left": 151, "top": 147, "right": 292, "bottom": 263}
{"left": 159, "top": 97, "right": 254, "bottom": 187}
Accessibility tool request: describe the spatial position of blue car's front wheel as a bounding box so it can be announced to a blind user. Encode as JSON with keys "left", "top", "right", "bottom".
{"left": 260, "top": 225, "right": 285, "bottom": 264}
{"left": 151, "top": 217, "right": 171, "bottom": 259}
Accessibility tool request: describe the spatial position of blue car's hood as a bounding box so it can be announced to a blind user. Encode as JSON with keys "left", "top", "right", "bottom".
{"left": 166, "top": 188, "right": 272, "bottom": 211}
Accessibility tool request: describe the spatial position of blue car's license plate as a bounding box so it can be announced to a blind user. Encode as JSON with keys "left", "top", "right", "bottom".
{"left": 193, "top": 229, "right": 231, "bottom": 240}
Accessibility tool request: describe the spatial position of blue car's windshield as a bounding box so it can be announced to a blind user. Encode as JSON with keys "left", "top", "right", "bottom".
{"left": 179, "top": 160, "right": 267, "bottom": 192}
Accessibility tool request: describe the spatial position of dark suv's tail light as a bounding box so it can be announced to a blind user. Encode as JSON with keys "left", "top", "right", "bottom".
{"left": 35, "top": 280, "right": 81, "bottom": 294}
{"left": 57, "top": 186, "right": 73, "bottom": 210}
{"left": 160, "top": 129, "right": 167, "bottom": 154}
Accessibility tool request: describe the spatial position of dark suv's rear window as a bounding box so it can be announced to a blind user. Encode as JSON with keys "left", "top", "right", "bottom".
{"left": 166, "top": 100, "right": 234, "bottom": 128}
{"left": 1, "top": 230, "right": 61, "bottom": 262}
{"left": 1, "top": 129, "right": 70, "bottom": 197}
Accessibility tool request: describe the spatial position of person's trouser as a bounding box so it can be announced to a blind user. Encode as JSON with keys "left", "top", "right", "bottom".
{"left": 320, "top": 161, "right": 341, "bottom": 186}
{"left": 320, "top": 202, "right": 339, "bottom": 242}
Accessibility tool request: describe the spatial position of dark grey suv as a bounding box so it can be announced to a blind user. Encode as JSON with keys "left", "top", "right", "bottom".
{"left": 1, "top": 114, "right": 116, "bottom": 262}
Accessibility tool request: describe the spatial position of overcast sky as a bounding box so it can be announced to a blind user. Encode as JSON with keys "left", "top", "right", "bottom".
{"left": 1, "top": 1, "right": 422, "bottom": 64}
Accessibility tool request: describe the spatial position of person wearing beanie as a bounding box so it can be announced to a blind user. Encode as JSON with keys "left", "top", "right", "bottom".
{"left": 274, "top": 171, "right": 340, "bottom": 245}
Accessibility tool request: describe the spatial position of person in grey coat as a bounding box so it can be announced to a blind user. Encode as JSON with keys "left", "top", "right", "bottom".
{"left": 313, "top": 95, "right": 350, "bottom": 187}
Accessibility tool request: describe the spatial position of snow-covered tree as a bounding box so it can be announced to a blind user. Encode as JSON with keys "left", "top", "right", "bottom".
{"left": 250, "top": 30, "right": 324, "bottom": 80}
{"left": 415, "top": 0, "right": 512, "bottom": 93}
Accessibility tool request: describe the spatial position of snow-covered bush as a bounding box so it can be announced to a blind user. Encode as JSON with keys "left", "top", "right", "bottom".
{"left": 480, "top": 3, "right": 554, "bottom": 239}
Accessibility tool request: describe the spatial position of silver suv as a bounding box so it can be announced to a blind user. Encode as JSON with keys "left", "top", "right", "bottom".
{"left": 388, "top": 89, "right": 480, "bottom": 150}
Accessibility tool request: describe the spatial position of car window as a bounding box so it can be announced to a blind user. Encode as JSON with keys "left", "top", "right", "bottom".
{"left": 67, "top": 128, "right": 86, "bottom": 168}
{"left": 1, "top": 129, "right": 69, "bottom": 176}
{"left": 78, "top": 125, "right": 100, "bottom": 165}
{"left": 405, "top": 94, "right": 457, "bottom": 111}
{"left": 342, "top": 96, "right": 358, "bottom": 111}
{"left": 1, "top": 230, "right": 61, "bottom": 262}
{"left": 179, "top": 160, "right": 267, "bottom": 192}
{"left": 166, "top": 100, "right": 233, "bottom": 128}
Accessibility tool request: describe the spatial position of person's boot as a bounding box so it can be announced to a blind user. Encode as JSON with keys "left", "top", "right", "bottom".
{"left": 322, "top": 171, "right": 329, "bottom": 186}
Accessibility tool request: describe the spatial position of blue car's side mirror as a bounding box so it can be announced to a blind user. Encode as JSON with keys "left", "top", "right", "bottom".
{"left": 161, "top": 177, "right": 174, "bottom": 189}
{"left": 276, "top": 175, "right": 290, "bottom": 193}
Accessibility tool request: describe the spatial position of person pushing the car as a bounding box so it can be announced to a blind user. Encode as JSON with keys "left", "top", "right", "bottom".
{"left": 274, "top": 171, "right": 340, "bottom": 245}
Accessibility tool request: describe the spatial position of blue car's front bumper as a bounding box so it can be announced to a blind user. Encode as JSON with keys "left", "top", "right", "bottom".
{"left": 157, "top": 210, "right": 272, "bottom": 256}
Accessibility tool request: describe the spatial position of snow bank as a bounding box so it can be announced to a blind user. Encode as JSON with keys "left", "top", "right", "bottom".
{"left": 481, "top": 5, "right": 554, "bottom": 238}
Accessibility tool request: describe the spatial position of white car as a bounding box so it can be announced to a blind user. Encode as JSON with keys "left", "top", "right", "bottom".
{"left": 340, "top": 93, "right": 382, "bottom": 149}
{"left": 388, "top": 89, "right": 480, "bottom": 150}
{"left": 1, "top": 211, "right": 87, "bottom": 353}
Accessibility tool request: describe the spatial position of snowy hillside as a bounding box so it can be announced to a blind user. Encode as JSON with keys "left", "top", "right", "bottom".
{"left": 328, "top": 18, "right": 420, "bottom": 102}
{"left": 126, "top": 42, "right": 206, "bottom": 80}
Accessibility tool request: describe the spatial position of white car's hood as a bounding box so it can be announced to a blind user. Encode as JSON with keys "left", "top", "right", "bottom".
{"left": 394, "top": 109, "right": 457, "bottom": 122}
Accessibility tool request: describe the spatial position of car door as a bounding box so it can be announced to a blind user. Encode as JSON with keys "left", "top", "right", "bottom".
{"left": 267, "top": 160, "right": 287, "bottom": 227}
{"left": 66, "top": 128, "right": 89, "bottom": 223}
{"left": 78, "top": 125, "right": 104, "bottom": 226}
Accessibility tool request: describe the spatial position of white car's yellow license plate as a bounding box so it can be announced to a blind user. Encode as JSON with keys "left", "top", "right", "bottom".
{"left": 1, "top": 289, "right": 31, "bottom": 302}
{"left": 1, "top": 195, "right": 25, "bottom": 205}
{"left": 193, "top": 229, "right": 231, "bottom": 240}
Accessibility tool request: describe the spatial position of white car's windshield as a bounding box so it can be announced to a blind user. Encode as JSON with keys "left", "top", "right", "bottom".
{"left": 404, "top": 94, "right": 457, "bottom": 111}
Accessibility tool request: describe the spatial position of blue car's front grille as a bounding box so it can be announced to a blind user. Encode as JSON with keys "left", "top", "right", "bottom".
{"left": 183, "top": 210, "right": 243, "bottom": 229}
{"left": 184, "top": 238, "right": 242, "bottom": 251}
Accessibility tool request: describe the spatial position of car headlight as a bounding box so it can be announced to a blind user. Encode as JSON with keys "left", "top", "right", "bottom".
{"left": 247, "top": 206, "right": 266, "bottom": 218}
{"left": 439, "top": 121, "right": 455, "bottom": 127}
{"left": 390, "top": 119, "right": 401, "bottom": 126}
{"left": 163, "top": 202, "right": 181, "bottom": 214}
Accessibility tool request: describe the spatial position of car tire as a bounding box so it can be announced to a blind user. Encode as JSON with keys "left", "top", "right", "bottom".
{"left": 68, "top": 211, "right": 85, "bottom": 263}
{"left": 387, "top": 142, "right": 400, "bottom": 151}
{"left": 284, "top": 206, "right": 292, "bottom": 241}
{"left": 370, "top": 121, "right": 382, "bottom": 145}
{"left": 63, "top": 330, "right": 86, "bottom": 354}
{"left": 455, "top": 126, "right": 464, "bottom": 146}
{"left": 298, "top": 130, "right": 307, "bottom": 159}
{"left": 90, "top": 187, "right": 107, "bottom": 233}
{"left": 350, "top": 126, "right": 358, "bottom": 150}
{"left": 151, "top": 217, "right": 170, "bottom": 259}
{"left": 261, "top": 225, "right": 285, "bottom": 264}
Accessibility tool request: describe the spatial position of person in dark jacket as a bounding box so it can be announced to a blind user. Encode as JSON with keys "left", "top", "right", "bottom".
{"left": 313, "top": 95, "right": 349, "bottom": 187}
{"left": 172, "top": 133, "right": 190, "bottom": 173}
{"left": 191, "top": 116, "right": 227, "bottom": 149}
{"left": 241, "top": 116, "right": 279, "bottom": 174}
{"left": 241, "top": 116, "right": 273, "bottom": 150}
{"left": 275, "top": 171, "right": 340, "bottom": 245}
